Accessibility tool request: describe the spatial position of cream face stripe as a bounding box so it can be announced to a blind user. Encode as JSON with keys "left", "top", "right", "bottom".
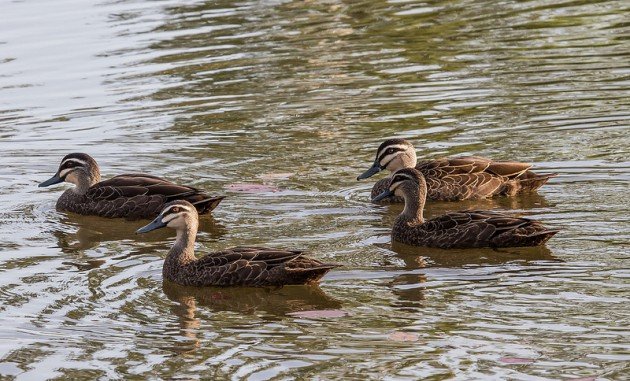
{"left": 161, "top": 205, "right": 193, "bottom": 224}
{"left": 59, "top": 168, "right": 73, "bottom": 178}
{"left": 377, "top": 144, "right": 409, "bottom": 167}
{"left": 60, "top": 158, "right": 89, "bottom": 167}
{"left": 58, "top": 158, "right": 89, "bottom": 178}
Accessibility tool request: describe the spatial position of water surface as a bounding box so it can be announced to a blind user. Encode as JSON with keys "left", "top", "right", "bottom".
{"left": 0, "top": 0, "right": 628, "bottom": 379}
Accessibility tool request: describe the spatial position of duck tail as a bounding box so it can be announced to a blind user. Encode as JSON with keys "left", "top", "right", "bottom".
{"left": 517, "top": 171, "right": 558, "bottom": 192}
{"left": 498, "top": 172, "right": 557, "bottom": 195}
{"left": 192, "top": 196, "right": 225, "bottom": 214}
{"left": 302, "top": 265, "right": 341, "bottom": 284}
{"left": 526, "top": 229, "right": 560, "bottom": 246}
{"left": 287, "top": 263, "right": 341, "bottom": 285}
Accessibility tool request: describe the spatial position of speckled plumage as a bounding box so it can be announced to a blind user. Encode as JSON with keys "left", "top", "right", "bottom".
{"left": 361, "top": 139, "right": 556, "bottom": 202}
{"left": 56, "top": 174, "right": 223, "bottom": 219}
{"left": 376, "top": 168, "right": 558, "bottom": 249}
{"left": 139, "top": 201, "right": 339, "bottom": 287}
{"left": 41, "top": 153, "right": 223, "bottom": 220}
{"left": 164, "top": 246, "right": 338, "bottom": 287}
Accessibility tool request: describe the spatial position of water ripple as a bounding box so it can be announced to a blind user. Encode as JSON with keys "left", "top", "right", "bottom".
{"left": 0, "top": 0, "right": 628, "bottom": 379}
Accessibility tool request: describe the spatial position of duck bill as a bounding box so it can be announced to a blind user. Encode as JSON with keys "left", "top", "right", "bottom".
{"left": 136, "top": 217, "right": 167, "bottom": 234}
{"left": 39, "top": 173, "right": 63, "bottom": 187}
{"left": 357, "top": 161, "right": 383, "bottom": 180}
{"left": 371, "top": 189, "right": 395, "bottom": 202}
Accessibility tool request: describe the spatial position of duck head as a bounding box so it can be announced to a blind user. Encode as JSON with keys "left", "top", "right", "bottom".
{"left": 39, "top": 153, "right": 101, "bottom": 191}
{"left": 372, "top": 167, "right": 426, "bottom": 202}
{"left": 357, "top": 139, "right": 417, "bottom": 180}
{"left": 137, "top": 200, "right": 199, "bottom": 235}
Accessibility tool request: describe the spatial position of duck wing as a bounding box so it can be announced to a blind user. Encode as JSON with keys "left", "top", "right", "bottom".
{"left": 423, "top": 171, "right": 503, "bottom": 201}
{"left": 442, "top": 156, "right": 532, "bottom": 178}
{"left": 186, "top": 247, "right": 338, "bottom": 287}
{"left": 97, "top": 174, "right": 201, "bottom": 199}
{"left": 98, "top": 174, "right": 172, "bottom": 187}
{"left": 85, "top": 174, "right": 223, "bottom": 219}
{"left": 417, "top": 157, "right": 535, "bottom": 200}
{"left": 417, "top": 157, "right": 492, "bottom": 176}
{"left": 422, "top": 210, "right": 556, "bottom": 248}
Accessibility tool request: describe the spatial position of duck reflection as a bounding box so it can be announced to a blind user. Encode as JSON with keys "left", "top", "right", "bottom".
{"left": 390, "top": 272, "right": 428, "bottom": 309}
{"left": 166, "top": 289, "right": 202, "bottom": 355}
{"left": 163, "top": 281, "right": 341, "bottom": 317}
{"left": 53, "top": 212, "right": 227, "bottom": 253}
{"left": 391, "top": 241, "right": 559, "bottom": 269}
{"left": 383, "top": 243, "right": 558, "bottom": 309}
{"left": 162, "top": 281, "right": 341, "bottom": 354}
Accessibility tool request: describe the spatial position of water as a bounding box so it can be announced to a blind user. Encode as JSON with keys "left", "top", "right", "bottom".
{"left": 0, "top": 0, "right": 628, "bottom": 379}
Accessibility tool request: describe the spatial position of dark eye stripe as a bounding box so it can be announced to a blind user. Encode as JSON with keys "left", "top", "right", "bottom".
{"left": 396, "top": 174, "right": 412, "bottom": 181}
{"left": 162, "top": 205, "right": 191, "bottom": 216}
{"left": 163, "top": 208, "right": 178, "bottom": 216}
{"left": 161, "top": 210, "right": 180, "bottom": 220}
{"left": 377, "top": 147, "right": 407, "bottom": 163}
{"left": 392, "top": 173, "right": 414, "bottom": 183}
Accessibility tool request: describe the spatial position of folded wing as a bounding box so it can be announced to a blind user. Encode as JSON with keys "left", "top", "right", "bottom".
{"left": 85, "top": 174, "right": 222, "bottom": 219}
{"left": 182, "top": 247, "right": 339, "bottom": 287}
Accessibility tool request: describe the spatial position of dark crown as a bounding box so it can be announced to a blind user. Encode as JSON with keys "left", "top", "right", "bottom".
{"left": 161, "top": 200, "right": 196, "bottom": 216}
{"left": 390, "top": 168, "right": 423, "bottom": 185}
{"left": 377, "top": 138, "right": 411, "bottom": 153}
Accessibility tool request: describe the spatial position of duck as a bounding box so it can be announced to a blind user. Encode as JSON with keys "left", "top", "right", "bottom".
{"left": 358, "top": 138, "right": 557, "bottom": 202}
{"left": 39, "top": 153, "right": 224, "bottom": 220}
{"left": 372, "top": 168, "right": 558, "bottom": 248}
{"left": 136, "top": 200, "right": 339, "bottom": 287}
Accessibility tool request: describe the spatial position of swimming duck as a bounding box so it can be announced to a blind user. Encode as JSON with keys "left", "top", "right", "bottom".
{"left": 39, "top": 153, "right": 224, "bottom": 219}
{"left": 137, "top": 200, "right": 339, "bottom": 287}
{"left": 358, "top": 139, "right": 557, "bottom": 202}
{"left": 372, "top": 168, "right": 558, "bottom": 248}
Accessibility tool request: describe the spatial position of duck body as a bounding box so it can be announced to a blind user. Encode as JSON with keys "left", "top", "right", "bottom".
{"left": 164, "top": 246, "right": 337, "bottom": 287}
{"left": 373, "top": 168, "right": 558, "bottom": 249}
{"left": 137, "top": 201, "right": 339, "bottom": 287}
{"left": 360, "top": 139, "right": 556, "bottom": 202}
{"left": 56, "top": 173, "right": 223, "bottom": 220}
{"left": 40, "top": 153, "right": 223, "bottom": 220}
{"left": 393, "top": 209, "right": 558, "bottom": 249}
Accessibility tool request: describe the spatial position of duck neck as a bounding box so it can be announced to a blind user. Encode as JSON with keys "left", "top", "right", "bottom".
{"left": 74, "top": 175, "right": 93, "bottom": 194}
{"left": 70, "top": 169, "right": 100, "bottom": 195}
{"left": 165, "top": 221, "right": 198, "bottom": 269}
{"left": 397, "top": 183, "right": 425, "bottom": 224}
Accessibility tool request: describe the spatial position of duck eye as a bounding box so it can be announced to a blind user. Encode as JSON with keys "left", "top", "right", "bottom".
{"left": 387, "top": 148, "right": 394, "bottom": 154}
{"left": 65, "top": 161, "right": 83, "bottom": 169}
{"left": 393, "top": 174, "right": 408, "bottom": 183}
{"left": 172, "top": 207, "right": 180, "bottom": 213}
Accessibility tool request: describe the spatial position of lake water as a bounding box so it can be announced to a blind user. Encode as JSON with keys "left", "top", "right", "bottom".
{"left": 0, "top": 0, "right": 628, "bottom": 379}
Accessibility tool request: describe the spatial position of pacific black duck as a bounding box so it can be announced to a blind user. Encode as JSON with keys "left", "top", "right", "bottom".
{"left": 136, "top": 200, "right": 339, "bottom": 287}
{"left": 372, "top": 168, "right": 558, "bottom": 248}
{"left": 358, "top": 139, "right": 557, "bottom": 202}
{"left": 39, "top": 153, "right": 224, "bottom": 219}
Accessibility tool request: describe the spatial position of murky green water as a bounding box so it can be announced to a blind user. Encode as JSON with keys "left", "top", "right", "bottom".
{"left": 1, "top": 0, "right": 629, "bottom": 379}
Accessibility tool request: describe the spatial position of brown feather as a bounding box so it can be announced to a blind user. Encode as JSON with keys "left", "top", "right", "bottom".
{"left": 165, "top": 246, "right": 340, "bottom": 287}
{"left": 56, "top": 174, "right": 223, "bottom": 220}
